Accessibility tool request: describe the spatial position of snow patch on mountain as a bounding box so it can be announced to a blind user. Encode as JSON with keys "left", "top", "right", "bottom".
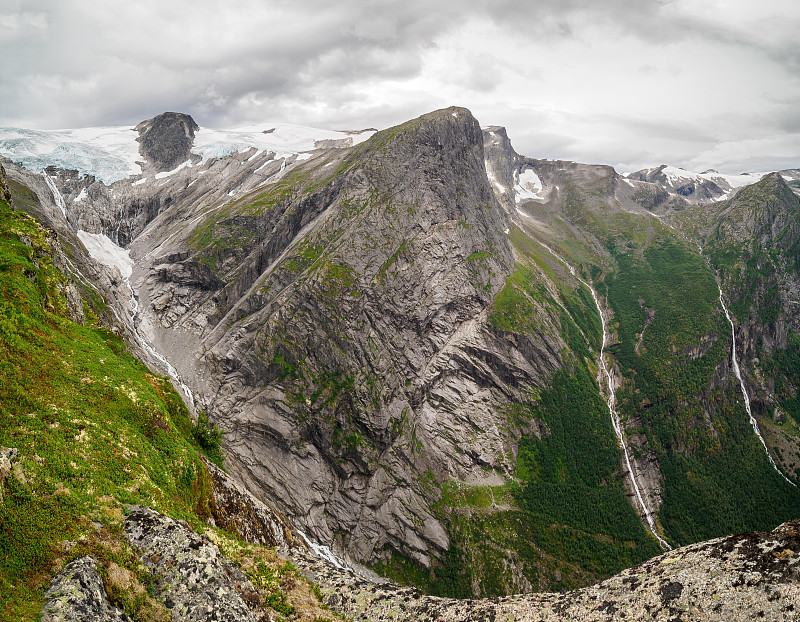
{"left": 154, "top": 160, "right": 194, "bottom": 179}
{"left": 486, "top": 166, "right": 507, "bottom": 194}
{"left": 666, "top": 165, "right": 764, "bottom": 189}
{"left": 514, "top": 168, "right": 544, "bottom": 202}
{"left": 631, "top": 165, "right": 765, "bottom": 190}
{"left": 73, "top": 187, "right": 88, "bottom": 203}
{"left": 77, "top": 230, "right": 133, "bottom": 279}
{"left": 191, "top": 124, "right": 374, "bottom": 162}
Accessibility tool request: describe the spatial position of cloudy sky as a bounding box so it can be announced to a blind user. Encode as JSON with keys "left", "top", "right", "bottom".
{"left": 1, "top": 0, "right": 799, "bottom": 173}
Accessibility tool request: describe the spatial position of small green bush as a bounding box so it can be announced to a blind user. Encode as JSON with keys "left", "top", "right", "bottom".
{"left": 192, "top": 412, "right": 224, "bottom": 467}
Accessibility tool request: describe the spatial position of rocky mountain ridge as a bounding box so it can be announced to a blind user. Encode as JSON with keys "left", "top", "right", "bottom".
{"left": 133, "top": 107, "right": 567, "bottom": 575}
{"left": 2, "top": 106, "right": 800, "bottom": 607}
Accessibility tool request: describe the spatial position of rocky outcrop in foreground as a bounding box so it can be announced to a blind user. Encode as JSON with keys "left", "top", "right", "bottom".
{"left": 40, "top": 556, "right": 131, "bottom": 622}
{"left": 40, "top": 494, "right": 800, "bottom": 622}
{"left": 124, "top": 506, "right": 263, "bottom": 622}
{"left": 297, "top": 520, "right": 800, "bottom": 621}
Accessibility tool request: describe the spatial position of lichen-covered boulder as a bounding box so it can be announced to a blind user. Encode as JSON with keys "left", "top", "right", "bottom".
{"left": 123, "top": 506, "right": 260, "bottom": 622}
{"left": 40, "top": 555, "right": 131, "bottom": 622}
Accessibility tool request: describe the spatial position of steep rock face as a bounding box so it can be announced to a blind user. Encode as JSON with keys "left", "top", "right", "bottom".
{"left": 707, "top": 173, "right": 800, "bottom": 254}
{"left": 134, "top": 112, "right": 199, "bottom": 173}
{"left": 0, "top": 161, "right": 11, "bottom": 203}
{"left": 136, "top": 108, "right": 575, "bottom": 572}
{"left": 714, "top": 173, "right": 800, "bottom": 356}
{"left": 482, "top": 125, "right": 520, "bottom": 213}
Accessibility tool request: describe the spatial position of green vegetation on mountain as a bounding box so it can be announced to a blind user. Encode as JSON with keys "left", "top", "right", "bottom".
{"left": 0, "top": 195, "right": 204, "bottom": 617}
{"left": 603, "top": 226, "right": 800, "bottom": 545}
{"left": 514, "top": 367, "right": 661, "bottom": 561}
{"left": 488, "top": 263, "right": 552, "bottom": 333}
{"left": 0, "top": 192, "right": 330, "bottom": 621}
{"left": 393, "top": 165, "right": 800, "bottom": 597}
{"left": 763, "top": 334, "right": 800, "bottom": 427}
{"left": 448, "top": 169, "right": 800, "bottom": 591}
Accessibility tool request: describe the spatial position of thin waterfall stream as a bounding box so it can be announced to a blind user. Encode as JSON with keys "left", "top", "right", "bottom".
{"left": 716, "top": 283, "right": 795, "bottom": 487}
{"left": 73, "top": 221, "right": 197, "bottom": 410}
{"left": 584, "top": 279, "right": 672, "bottom": 550}
{"left": 539, "top": 242, "right": 671, "bottom": 549}
{"left": 125, "top": 275, "right": 196, "bottom": 410}
{"left": 44, "top": 173, "right": 67, "bottom": 219}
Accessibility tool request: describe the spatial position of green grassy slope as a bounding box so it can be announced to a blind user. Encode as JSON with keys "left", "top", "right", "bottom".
{"left": 0, "top": 190, "right": 331, "bottom": 621}
{"left": 0, "top": 190, "right": 217, "bottom": 618}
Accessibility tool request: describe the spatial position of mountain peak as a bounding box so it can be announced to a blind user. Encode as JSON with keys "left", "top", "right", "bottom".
{"left": 347, "top": 106, "right": 487, "bottom": 181}
{"left": 733, "top": 170, "right": 797, "bottom": 205}
{"left": 134, "top": 112, "right": 199, "bottom": 172}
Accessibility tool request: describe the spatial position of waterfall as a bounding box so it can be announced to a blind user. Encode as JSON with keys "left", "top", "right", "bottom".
{"left": 717, "top": 284, "right": 795, "bottom": 487}
{"left": 540, "top": 242, "right": 671, "bottom": 549}
{"left": 43, "top": 173, "right": 67, "bottom": 219}
{"left": 584, "top": 279, "right": 672, "bottom": 550}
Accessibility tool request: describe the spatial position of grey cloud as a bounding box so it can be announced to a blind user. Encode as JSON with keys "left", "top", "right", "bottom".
{"left": 605, "top": 115, "right": 720, "bottom": 146}
{"left": 488, "top": 0, "right": 800, "bottom": 77}
{"left": 0, "top": 0, "right": 798, "bottom": 175}
{"left": 0, "top": 0, "right": 474, "bottom": 128}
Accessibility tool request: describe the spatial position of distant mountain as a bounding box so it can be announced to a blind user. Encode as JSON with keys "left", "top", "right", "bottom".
{"left": 780, "top": 168, "right": 800, "bottom": 196}
{"left": 625, "top": 164, "right": 765, "bottom": 204}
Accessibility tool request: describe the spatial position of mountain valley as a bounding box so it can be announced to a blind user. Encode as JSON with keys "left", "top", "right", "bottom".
{"left": 1, "top": 106, "right": 800, "bottom": 619}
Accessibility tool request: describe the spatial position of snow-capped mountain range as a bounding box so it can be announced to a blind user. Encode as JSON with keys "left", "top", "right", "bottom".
{"left": 625, "top": 164, "right": 769, "bottom": 203}
{"left": 1, "top": 115, "right": 797, "bottom": 239}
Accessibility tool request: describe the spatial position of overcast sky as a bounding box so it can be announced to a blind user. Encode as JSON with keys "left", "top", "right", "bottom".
{"left": 2, "top": 0, "right": 799, "bottom": 173}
